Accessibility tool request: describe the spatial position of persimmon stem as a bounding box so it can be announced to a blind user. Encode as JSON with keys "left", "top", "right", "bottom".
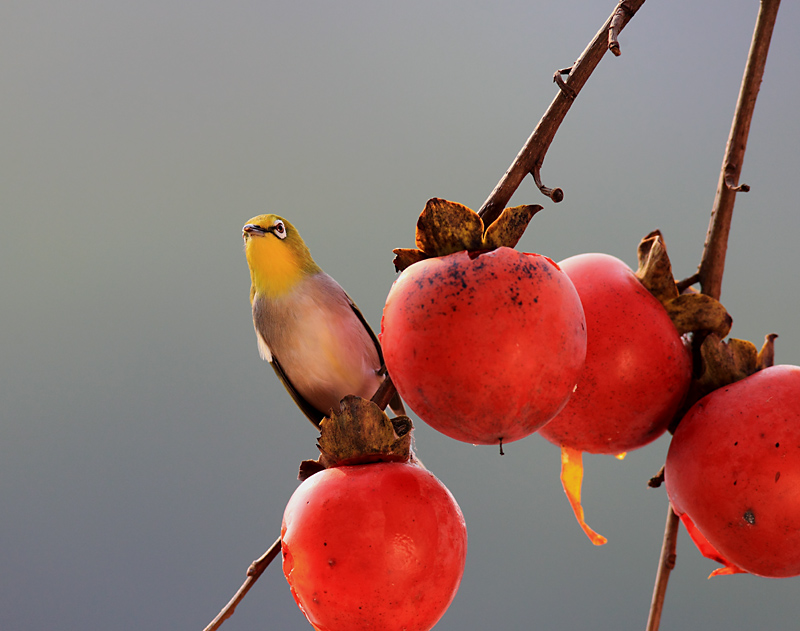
{"left": 645, "top": 507, "right": 679, "bottom": 631}
{"left": 203, "top": 537, "right": 282, "bottom": 631}
{"left": 647, "top": 2, "right": 782, "bottom": 630}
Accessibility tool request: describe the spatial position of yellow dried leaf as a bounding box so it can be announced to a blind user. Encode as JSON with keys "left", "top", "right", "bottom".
{"left": 482, "top": 204, "right": 542, "bottom": 249}
{"left": 415, "top": 198, "right": 484, "bottom": 256}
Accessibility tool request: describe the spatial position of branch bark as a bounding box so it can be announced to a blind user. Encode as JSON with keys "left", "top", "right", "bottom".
{"left": 478, "top": 0, "right": 647, "bottom": 226}
{"left": 646, "top": 506, "right": 679, "bottom": 631}
{"left": 696, "top": 0, "right": 782, "bottom": 302}
{"left": 647, "top": 2, "right": 782, "bottom": 629}
{"left": 203, "top": 537, "right": 282, "bottom": 631}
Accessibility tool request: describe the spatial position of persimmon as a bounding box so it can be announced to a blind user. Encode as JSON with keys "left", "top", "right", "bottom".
{"left": 381, "top": 247, "right": 587, "bottom": 447}
{"left": 540, "top": 252, "right": 692, "bottom": 454}
{"left": 281, "top": 461, "right": 467, "bottom": 630}
{"left": 666, "top": 365, "right": 800, "bottom": 578}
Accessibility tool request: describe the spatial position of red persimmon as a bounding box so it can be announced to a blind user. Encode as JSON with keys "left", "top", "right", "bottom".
{"left": 381, "top": 247, "right": 586, "bottom": 447}
{"left": 666, "top": 365, "right": 800, "bottom": 578}
{"left": 539, "top": 253, "right": 692, "bottom": 454}
{"left": 281, "top": 462, "right": 468, "bottom": 630}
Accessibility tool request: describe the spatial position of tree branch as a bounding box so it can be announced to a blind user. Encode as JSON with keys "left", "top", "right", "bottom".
{"left": 647, "top": 2, "right": 782, "bottom": 629}
{"left": 697, "top": 0, "right": 781, "bottom": 302}
{"left": 377, "top": 0, "right": 647, "bottom": 416}
{"left": 645, "top": 507, "right": 679, "bottom": 631}
{"left": 203, "top": 537, "right": 282, "bottom": 631}
{"left": 478, "top": 0, "right": 646, "bottom": 226}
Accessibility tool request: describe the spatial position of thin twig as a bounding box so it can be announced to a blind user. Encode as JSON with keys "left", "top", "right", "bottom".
{"left": 609, "top": 2, "right": 635, "bottom": 56}
{"left": 533, "top": 164, "right": 565, "bottom": 203}
{"left": 478, "top": 0, "right": 646, "bottom": 226}
{"left": 697, "top": 0, "right": 781, "bottom": 302}
{"left": 645, "top": 507, "right": 679, "bottom": 631}
{"left": 371, "top": 373, "right": 398, "bottom": 411}
{"left": 675, "top": 273, "right": 700, "bottom": 294}
{"left": 646, "top": 2, "right": 782, "bottom": 629}
{"left": 203, "top": 537, "right": 282, "bottom": 631}
{"left": 203, "top": 374, "right": 401, "bottom": 631}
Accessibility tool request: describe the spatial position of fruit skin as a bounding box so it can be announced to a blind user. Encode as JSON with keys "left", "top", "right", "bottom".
{"left": 281, "top": 462, "right": 467, "bottom": 631}
{"left": 380, "top": 247, "right": 587, "bottom": 445}
{"left": 539, "top": 253, "right": 692, "bottom": 454}
{"left": 665, "top": 365, "right": 800, "bottom": 578}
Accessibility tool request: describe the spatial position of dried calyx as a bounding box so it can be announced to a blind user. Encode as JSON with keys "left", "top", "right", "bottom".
{"left": 635, "top": 230, "right": 731, "bottom": 338}
{"left": 393, "top": 198, "right": 542, "bottom": 271}
{"left": 298, "top": 395, "right": 414, "bottom": 481}
{"left": 634, "top": 230, "right": 777, "bottom": 430}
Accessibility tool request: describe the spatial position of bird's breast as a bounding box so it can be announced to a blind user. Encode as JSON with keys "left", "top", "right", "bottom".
{"left": 253, "top": 275, "right": 382, "bottom": 414}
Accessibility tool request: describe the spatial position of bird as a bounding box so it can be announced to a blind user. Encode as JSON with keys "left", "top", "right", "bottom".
{"left": 242, "top": 213, "right": 404, "bottom": 428}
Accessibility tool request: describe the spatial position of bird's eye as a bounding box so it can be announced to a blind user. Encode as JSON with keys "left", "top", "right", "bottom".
{"left": 273, "top": 220, "right": 287, "bottom": 239}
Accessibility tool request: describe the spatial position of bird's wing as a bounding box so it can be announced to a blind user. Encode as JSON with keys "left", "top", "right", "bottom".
{"left": 346, "top": 296, "right": 406, "bottom": 417}
{"left": 269, "top": 355, "right": 326, "bottom": 429}
{"left": 346, "top": 296, "right": 385, "bottom": 369}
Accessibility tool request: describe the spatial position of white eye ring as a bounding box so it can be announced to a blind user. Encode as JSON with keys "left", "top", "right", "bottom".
{"left": 273, "top": 219, "right": 287, "bottom": 240}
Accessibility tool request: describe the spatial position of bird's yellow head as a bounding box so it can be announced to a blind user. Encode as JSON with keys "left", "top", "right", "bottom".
{"left": 242, "top": 214, "right": 321, "bottom": 300}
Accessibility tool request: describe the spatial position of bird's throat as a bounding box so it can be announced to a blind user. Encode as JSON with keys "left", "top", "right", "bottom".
{"left": 247, "top": 239, "right": 305, "bottom": 298}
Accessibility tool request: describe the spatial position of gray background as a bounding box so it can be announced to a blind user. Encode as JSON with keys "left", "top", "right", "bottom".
{"left": 3, "top": 1, "right": 800, "bottom": 630}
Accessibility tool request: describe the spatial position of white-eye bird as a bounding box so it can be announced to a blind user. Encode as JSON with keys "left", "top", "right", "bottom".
{"left": 242, "top": 214, "right": 404, "bottom": 427}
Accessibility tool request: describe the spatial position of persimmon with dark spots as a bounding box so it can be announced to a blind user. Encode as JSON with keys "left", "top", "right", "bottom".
{"left": 380, "top": 246, "right": 587, "bottom": 447}
{"left": 665, "top": 364, "right": 800, "bottom": 578}
{"left": 539, "top": 253, "right": 693, "bottom": 454}
{"left": 281, "top": 461, "right": 467, "bottom": 631}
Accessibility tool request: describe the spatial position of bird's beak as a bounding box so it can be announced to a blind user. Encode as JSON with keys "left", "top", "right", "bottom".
{"left": 243, "top": 224, "right": 269, "bottom": 238}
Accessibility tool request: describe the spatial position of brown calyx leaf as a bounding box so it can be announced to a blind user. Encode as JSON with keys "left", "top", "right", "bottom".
{"left": 640, "top": 232, "right": 781, "bottom": 435}
{"left": 670, "top": 334, "right": 765, "bottom": 433}
{"left": 665, "top": 293, "right": 733, "bottom": 338}
{"left": 297, "top": 395, "right": 413, "bottom": 480}
{"left": 635, "top": 231, "right": 732, "bottom": 338}
{"left": 635, "top": 230, "right": 679, "bottom": 303}
{"left": 757, "top": 333, "right": 779, "bottom": 369}
{"left": 482, "top": 204, "right": 543, "bottom": 250}
{"left": 392, "top": 198, "right": 542, "bottom": 271}
{"left": 392, "top": 248, "right": 427, "bottom": 272}
{"left": 416, "top": 198, "right": 484, "bottom": 256}
{"left": 696, "top": 334, "right": 758, "bottom": 391}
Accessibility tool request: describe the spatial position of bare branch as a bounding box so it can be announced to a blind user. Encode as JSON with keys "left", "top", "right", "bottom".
{"left": 648, "top": 3, "right": 782, "bottom": 629}
{"left": 645, "top": 507, "right": 680, "bottom": 631}
{"left": 697, "top": 0, "right": 781, "bottom": 301}
{"left": 478, "top": 0, "right": 646, "bottom": 226}
{"left": 203, "top": 538, "right": 282, "bottom": 631}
